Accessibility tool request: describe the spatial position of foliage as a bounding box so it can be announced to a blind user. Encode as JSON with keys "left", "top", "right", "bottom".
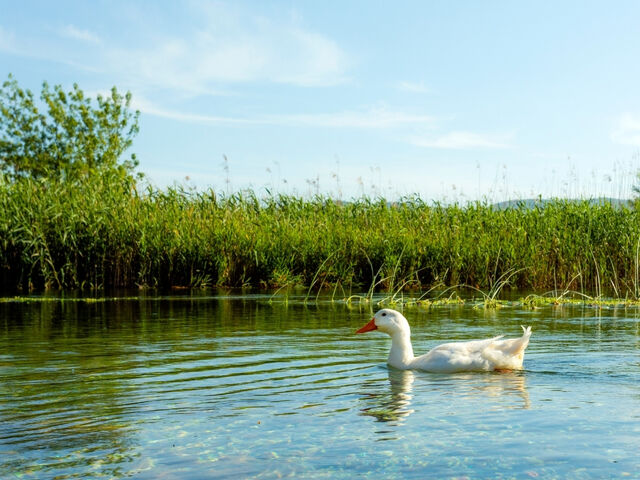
{"left": 0, "top": 74, "right": 139, "bottom": 180}
{"left": 2, "top": 173, "right": 640, "bottom": 295}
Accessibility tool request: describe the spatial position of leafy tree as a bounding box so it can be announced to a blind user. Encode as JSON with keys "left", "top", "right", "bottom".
{"left": 0, "top": 74, "right": 140, "bottom": 181}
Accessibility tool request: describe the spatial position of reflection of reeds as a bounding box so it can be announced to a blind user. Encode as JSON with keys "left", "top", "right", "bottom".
{"left": 3, "top": 173, "right": 640, "bottom": 296}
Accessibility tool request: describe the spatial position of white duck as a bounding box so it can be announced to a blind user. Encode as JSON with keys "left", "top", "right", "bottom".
{"left": 356, "top": 309, "right": 532, "bottom": 373}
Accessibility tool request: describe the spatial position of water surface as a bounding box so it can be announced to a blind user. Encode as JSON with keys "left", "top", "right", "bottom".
{"left": 1, "top": 295, "right": 639, "bottom": 478}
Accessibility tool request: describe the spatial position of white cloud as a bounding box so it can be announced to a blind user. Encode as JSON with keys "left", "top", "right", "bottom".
{"left": 59, "top": 25, "right": 101, "bottom": 44}
{"left": 0, "top": 24, "right": 100, "bottom": 72}
{"left": 0, "top": 25, "right": 18, "bottom": 54}
{"left": 98, "top": 3, "right": 348, "bottom": 93}
{"left": 267, "top": 108, "right": 434, "bottom": 129}
{"left": 411, "top": 131, "right": 511, "bottom": 149}
{"left": 611, "top": 114, "right": 640, "bottom": 146}
{"left": 275, "top": 28, "right": 347, "bottom": 86}
{"left": 1, "top": 3, "right": 348, "bottom": 94}
{"left": 131, "top": 96, "right": 255, "bottom": 125}
{"left": 132, "top": 97, "right": 434, "bottom": 129}
{"left": 397, "top": 81, "right": 431, "bottom": 94}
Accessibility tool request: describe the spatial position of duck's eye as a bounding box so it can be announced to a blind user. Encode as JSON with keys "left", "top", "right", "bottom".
{"left": 381, "top": 312, "right": 387, "bottom": 316}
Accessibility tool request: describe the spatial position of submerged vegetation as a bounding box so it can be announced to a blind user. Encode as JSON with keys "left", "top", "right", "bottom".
{"left": 2, "top": 171, "right": 640, "bottom": 297}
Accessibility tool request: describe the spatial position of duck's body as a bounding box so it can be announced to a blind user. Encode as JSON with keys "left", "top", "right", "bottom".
{"left": 356, "top": 309, "right": 532, "bottom": 373}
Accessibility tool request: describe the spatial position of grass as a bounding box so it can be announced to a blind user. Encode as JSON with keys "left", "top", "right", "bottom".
{"left": 4, "top": 290, "right": 640, "bottom": 312}
{"left": 3, "top": 172, "right": 640, "bottom": 299}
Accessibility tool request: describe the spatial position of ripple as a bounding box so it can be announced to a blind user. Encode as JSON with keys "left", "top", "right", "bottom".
{"left": 1, "top": 300, "right": 640, "bottom": 479}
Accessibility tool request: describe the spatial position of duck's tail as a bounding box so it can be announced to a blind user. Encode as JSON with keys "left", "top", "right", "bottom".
{"left": 484, "top": 326, "right": 532, "bottom": 370}
{"left": 502, "top": 325, "right": 532, "bottom": 355}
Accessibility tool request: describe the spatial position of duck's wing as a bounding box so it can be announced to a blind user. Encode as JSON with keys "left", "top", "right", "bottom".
{"left": 411, "top": 328, "right": 532, "bottom": 373}
{"left": 412, "top": 335, "right": 505, "bottom": 373}
{"left": 432, "top": 335, "right": 505, "bottom": 353}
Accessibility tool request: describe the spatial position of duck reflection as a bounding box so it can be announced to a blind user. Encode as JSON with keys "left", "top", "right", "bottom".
{"left": 359, "top": 368, "right": 416, "bottom": 423}
{"left": 453, "top": 370, "right": 531, "bottom": 410}
{"left": 360, "top": 368, "right": 530, "bottom": 424}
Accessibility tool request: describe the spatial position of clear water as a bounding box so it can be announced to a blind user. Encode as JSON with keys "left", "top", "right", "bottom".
{"left": 1, "top": 295, "right": 639, "bottom": 479}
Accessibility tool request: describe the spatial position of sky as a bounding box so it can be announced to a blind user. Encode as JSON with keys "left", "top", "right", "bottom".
{"left": 2, "top": 0, "right": 640, "bottom": 201}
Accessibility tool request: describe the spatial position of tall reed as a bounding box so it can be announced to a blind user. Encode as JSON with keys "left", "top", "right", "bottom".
{"left": 2, "top": 173, "right": 640, "bottom": 295}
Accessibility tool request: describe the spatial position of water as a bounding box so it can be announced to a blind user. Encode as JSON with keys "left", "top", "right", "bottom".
{"left": 1, "top": 294, "right": 639, "bottom": 479}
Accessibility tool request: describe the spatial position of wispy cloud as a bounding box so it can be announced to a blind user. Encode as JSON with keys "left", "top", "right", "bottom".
{"left": 268, "top": 108, "right": 434, "bottom": 129}
{"left": 411, "top": 131, "right": 511, "bottom": 149}
{"left": 0, "top": 25, "right": 19, "bottom": 54}
{"left": 0, "top": 23, "right": 101, "bottom": 74}
{"left": 397, "top": 81, "right": 431, "bottom": 94}
{"left": 111, "top": 17, "right": 348, "bottom": 93}
{"left": 611, "top": 113, "right": 640, "bottom": 146}
{"left": 131, "top": 97, "right": 254, "bottom": 125}
{"left": 274, "top": 28, "right": 348, "bottom": 87}
{"left": 0, "top": 2, "right": 350, "bottom": 96}
{"left": 133, "top": 97, "right": 434, "bottom": 129}
{"left": 1, "top": 3, "right": 349, "bottom": 94}
{"left": 59, "top": 24, "right": 101, "bottom": 44}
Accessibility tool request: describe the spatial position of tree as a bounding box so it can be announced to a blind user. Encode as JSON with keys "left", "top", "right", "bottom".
{"left": 0, "top": 74, "right": 140, "bottom": 181}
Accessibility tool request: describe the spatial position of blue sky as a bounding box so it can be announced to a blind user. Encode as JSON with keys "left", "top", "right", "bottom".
{"left": 2, "top": 0, "right": 640, "bottom": 201}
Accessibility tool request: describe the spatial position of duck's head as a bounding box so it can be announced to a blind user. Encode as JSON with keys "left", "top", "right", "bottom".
{"left": 355, "top": 308, "right": 410, "bottom": 336}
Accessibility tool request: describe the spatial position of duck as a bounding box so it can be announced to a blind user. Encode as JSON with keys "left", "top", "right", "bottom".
{"left": 356, "top": 308, "right": 532, "bottom": 373}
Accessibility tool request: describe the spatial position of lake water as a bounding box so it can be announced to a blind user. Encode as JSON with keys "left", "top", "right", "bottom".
{"left": 1, "top": 294, "right": 639, "bottom": 479}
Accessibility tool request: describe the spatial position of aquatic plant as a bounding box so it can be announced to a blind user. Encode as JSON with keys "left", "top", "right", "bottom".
{"left": 2, "top": 173, "right": 640, "bottom": 297}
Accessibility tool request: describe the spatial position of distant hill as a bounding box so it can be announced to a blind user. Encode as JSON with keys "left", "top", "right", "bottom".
{"left": 492, "top": 198, "right": 633, "bottom": 210}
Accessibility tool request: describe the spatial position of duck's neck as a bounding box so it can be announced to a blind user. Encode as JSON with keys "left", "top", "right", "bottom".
{"left": 388, "top": 331, "right": 415, "bottom": 369}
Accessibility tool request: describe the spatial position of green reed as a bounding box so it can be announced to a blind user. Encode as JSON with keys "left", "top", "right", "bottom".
{"left": 2, "top": 173, "right": 640, "bottom": 295}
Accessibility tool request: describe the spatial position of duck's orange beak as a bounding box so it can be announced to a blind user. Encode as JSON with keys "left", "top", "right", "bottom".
{"left": 356, "top": 318, "right": 378, "bottom": 334}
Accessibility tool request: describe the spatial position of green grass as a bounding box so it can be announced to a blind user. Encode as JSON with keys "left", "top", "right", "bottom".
{"left": 3, "top": 172, "right": 640, "bottom": 297}
{"left": 3, "top": 292, "right": 640, "bottom": 312}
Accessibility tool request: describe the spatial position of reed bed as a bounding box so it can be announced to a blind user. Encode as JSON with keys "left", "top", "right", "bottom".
{"left": 2, "top": 173, "right": 640, "bottom": 296}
